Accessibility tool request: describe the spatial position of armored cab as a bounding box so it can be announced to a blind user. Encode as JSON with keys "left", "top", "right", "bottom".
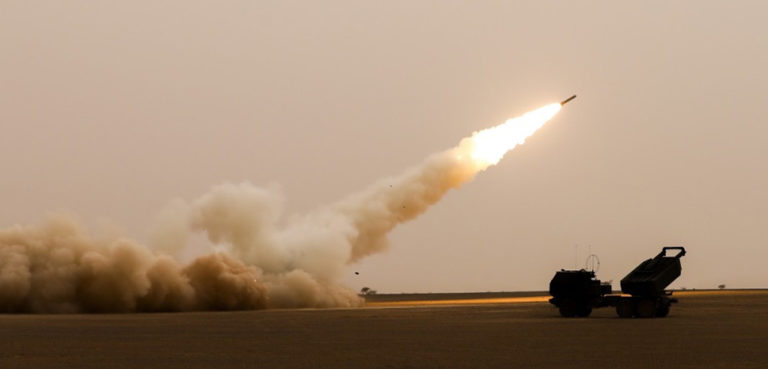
{"left": 549, "top": 269, "right": 611, "bottom": 317}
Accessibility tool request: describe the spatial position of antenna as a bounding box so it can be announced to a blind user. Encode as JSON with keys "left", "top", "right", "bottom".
{"left": 585, "top": 254, "right": 600, "bottom": 273}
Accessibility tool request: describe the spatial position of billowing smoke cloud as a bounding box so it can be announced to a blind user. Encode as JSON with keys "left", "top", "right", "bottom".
{"left": 0, "top": 104, "right": 560, "bottom": 313}
{"left": 0, "top": 218, "right": 266, "bottom": 312}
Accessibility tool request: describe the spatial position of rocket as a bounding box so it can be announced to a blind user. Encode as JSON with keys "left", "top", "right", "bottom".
{"left": 560, "top": 95, "right": 577, "bottom": 105}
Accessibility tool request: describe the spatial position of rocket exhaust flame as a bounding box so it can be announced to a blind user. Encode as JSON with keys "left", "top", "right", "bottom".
{"left": 0, "top": 101, "right": 566, "bottom": 313}
{"left": 463, "top": 103, "right": 561, "bottom": 167}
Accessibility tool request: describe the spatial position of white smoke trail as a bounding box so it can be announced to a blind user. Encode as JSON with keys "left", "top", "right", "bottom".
{"left": 0, "top": 103, "right": 561, "bottom": 312}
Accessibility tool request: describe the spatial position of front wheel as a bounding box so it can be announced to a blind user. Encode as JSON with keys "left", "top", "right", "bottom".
{"left": 636, "top": 298, "right": 657, "bottom": 318}
{"left": 558, "top": 299, "right": 577, "bottom": 317}
{"left": 655, "top": 303, "right": 670, "bottom": 317}
{"left": 616, "top": 299, "right": 634, "bottom": 318}
{"left": 576, "top": 305, "right": 593, "bottom": 317}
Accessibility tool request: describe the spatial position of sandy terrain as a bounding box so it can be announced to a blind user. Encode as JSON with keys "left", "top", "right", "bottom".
{"left": 0, "top": 290, "right": 765, "bottom": 369}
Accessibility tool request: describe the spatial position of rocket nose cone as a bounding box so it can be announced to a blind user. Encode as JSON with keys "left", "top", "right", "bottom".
{"left": 560, "top": 95, "right": 577, "bottom": 105}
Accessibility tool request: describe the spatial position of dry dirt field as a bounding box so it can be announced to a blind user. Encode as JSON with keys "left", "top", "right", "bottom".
{"left": 0, "top": 290, "right": 765, "bottom": 369}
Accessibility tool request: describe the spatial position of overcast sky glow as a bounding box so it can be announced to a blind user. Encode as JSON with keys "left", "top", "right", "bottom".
{"left": 1, "top": 1, "right": 767, "bottom": 293}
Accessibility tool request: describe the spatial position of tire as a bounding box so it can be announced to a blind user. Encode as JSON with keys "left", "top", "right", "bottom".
{"left": 558, "top": 299, "right": 577, "bottom": 317}
{"left": 655, "top": 303, "right": 670, "bottom": 317}
{"left": 636, "top": 298, "right": 657, "bottom": 318}
{"left": 576, "top": 305, "right": 593, "bottom": 318}
{"left": 616, "top": 299, "right": 634, "bottom": 318}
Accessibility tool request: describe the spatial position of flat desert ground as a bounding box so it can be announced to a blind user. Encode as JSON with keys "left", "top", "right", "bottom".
{"left": 0, "top": 290, "right": 766, "bottom": 369}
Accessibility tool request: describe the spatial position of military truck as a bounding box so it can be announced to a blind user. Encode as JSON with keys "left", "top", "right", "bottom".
{"left": 549, "top": 246, "right": 686, "bottom": 318}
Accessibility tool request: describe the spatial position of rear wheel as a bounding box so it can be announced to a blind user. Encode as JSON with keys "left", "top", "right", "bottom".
{"left": 636, "top": 298, "right": 657, "bottom": 318}
{"left": 655, "top": 303, "right": 670, "bottom": 317}
{"left": 616, "top": 299, "right": 634, "bottom": 318}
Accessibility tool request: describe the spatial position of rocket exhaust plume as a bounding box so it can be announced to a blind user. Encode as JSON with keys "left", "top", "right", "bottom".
{"left": 0, "top": 101, "right": 566, "bottom": 312}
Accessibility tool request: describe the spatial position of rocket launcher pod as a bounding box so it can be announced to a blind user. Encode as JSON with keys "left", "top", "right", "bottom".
{"left": 620, "top": 247, "right": 686, "bottom": 297}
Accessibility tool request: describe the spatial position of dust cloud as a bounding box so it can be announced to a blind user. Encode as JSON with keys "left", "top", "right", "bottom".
{"left": 0, "top": 105, "right": 557, "bottom": 313}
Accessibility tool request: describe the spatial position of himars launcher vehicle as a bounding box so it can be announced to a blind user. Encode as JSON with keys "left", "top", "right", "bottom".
{"left": 549, "top": 246, "right": 687, "bottom": 318}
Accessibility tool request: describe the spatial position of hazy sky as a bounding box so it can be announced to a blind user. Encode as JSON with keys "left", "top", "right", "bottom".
{"left": 2, "top": 1, "right": 767, "bottom": 293}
